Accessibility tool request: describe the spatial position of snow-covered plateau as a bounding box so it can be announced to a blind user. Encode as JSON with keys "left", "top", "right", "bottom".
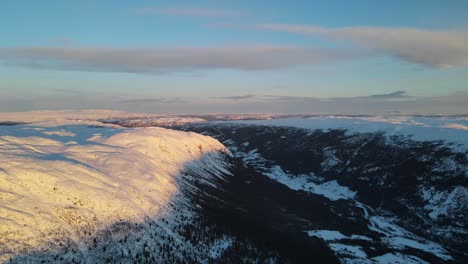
{"left": 1, "top": 111, "right": 467, "bottom": 263}
{"left": 220, "top": 115, "right": 468, "bottom": 149}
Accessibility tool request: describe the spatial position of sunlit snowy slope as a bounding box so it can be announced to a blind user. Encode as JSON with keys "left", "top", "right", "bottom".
{"left": 0, "top": 124, "right": 232, "bottom": 263}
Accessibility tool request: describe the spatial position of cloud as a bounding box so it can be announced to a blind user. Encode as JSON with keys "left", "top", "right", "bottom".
{"left": 265, "top": 92, "right": 411, "bottom": 104}
{"left": 264, "top": 95, "right": 321, "bottom": 102}
{"left": 1, "top": 91, "right": 466, "bottom": 115}
{"left": 213, "top": 94, "right": 324, "bottom": 103}
{"left": 215, "top": 92, "right": 410, "bottom": 103}
{"left": 331, "top": 91, "right": 410, "bottom": 100}
{"left": 0, "top": 46, "right": 363, "bottom": 74}
{"left": 230, "top": 92, "right": 468, "bottom": 115}
{"left": 134, "top": 7, "right": 245, "bottom": 18}
{"left": 120, "top": 97, "right": 186, "bottom": 104}
{"left": 368, "top": 91, "right": 408, "bottom": 99}
{"left": 215, "top": 95, "right": 256, "bottom": 100}
{"left": 256, "top": 24, "right": 468, "bottom": 68}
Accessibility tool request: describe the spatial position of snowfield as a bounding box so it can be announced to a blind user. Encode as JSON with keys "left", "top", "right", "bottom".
{"left": 187, "top": 123, "right": 465, "bottom": 263}
{"left": 1, "top": 111, "right": 466, "bottom": 263}
{"left": 0, "top": 110, "right": 207, "bottom": 128}
{"left": 231, "top": 148, "right": 357, "bottom": 201}
{"left": 0, "top": 124, "right": 230, "bottom": 262}
{"left": 222, "top": 115, "right": 468, "bottom": 149}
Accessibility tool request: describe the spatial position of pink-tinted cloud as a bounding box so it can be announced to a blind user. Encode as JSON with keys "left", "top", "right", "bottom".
{"left": 0, "top": 45, "right": 363, "bottom": 73}
{"left": 257, "top": 24, "right": 468, "bottom": 68}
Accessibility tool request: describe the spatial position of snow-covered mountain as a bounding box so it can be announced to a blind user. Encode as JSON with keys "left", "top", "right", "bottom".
{"left": 1, "top": 112, "right": 467, "bottom": 263}
{"left": 0, "top": 124, "right": 249, "bottom": 263}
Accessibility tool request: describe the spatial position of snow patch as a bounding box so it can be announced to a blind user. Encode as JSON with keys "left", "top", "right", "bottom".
{"left": 369, "top": 216, "right": 452, "bottom": 261}
{"left": 264, "top": 166, "right": 356, "bottom": 201}
{"left": 372, "top": 253, "right": 429, "bottom": 264}
{"left": 208, "top": 237, "right": 234, "bottom": 259}
{"left": 229, "top": 144, "right": 356, "bottom": 201}
{"left": 420, "top": 186, "right": 468, "bottom": 220}
{"left": 329, "top": 243, "right": 367, "bottom": 259}
{"left": 321, "top": 147, "right": 341, "bottom": 171}
{"left": 307, "top": 230, "right": 347, "bottom": 241}
{"left": 307, "top": 230, "right": 372, "bottom": 242}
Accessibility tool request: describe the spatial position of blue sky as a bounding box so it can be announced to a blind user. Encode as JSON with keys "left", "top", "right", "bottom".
{"left": 0, "top": 0, "right": 467, "bottom": 114}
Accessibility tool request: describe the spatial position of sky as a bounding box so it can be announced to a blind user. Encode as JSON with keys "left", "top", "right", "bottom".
{"left": 0, "top": 0, "right": 467, "bottom": 114}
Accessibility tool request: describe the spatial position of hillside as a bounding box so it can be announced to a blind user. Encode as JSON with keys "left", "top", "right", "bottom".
{"left": 0, "top": 124, "right": 235, "bottom": 263}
